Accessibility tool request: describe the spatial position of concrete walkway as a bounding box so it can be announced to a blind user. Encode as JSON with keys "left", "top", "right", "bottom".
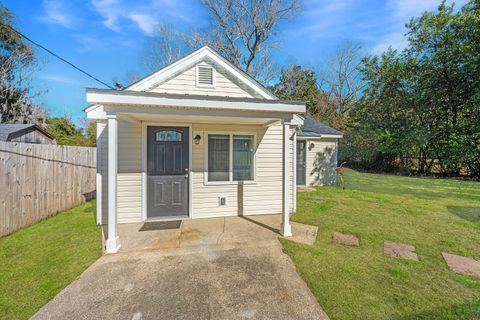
{"left": 33, "top": 215, "right": 329, "bottom": 320}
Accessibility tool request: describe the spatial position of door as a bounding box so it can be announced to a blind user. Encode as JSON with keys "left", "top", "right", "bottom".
{"left": 147, "top": 126, "right": 189, "bottom": 218}
{"left": 297, "top": 140, "right": 306, "bottom": 185}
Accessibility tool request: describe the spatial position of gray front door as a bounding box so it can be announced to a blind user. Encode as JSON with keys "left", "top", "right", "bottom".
{"left": 297, "top": 141, "right": 306, "bottom": 185}
{"left": 147, "top": 126, "right": 189, "bottom": 218}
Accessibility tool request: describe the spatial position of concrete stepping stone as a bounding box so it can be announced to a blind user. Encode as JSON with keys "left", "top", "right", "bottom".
{"left": 333, "top": 232, "right": 359, "bottom": 246}
{"left": 384, "top": 241, "right": 419, "bottom": 261}
{"left": 442, "top": 252, "right": 480, "bottom": 276}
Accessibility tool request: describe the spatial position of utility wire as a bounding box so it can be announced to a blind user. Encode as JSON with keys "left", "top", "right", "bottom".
{"left": 0, "top": 22, "right": 115, "bottom": 89}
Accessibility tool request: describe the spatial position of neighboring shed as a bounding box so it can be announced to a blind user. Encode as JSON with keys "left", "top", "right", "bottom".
{"left": 296, "top": 115, "right": 343, "bottom": 186}
{"left": 0, "top": 124, "right": 56, "bottom": 144}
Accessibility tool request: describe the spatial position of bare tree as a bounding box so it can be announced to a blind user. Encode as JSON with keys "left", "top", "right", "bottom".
{"left": 143, "top": 0, "right": 300, "bottom": 83}
{"left": 141, "top": 22, "right": 185, "bottom": 72}
{"left": 318, "top": 41, "right": 364, "bottom": 114}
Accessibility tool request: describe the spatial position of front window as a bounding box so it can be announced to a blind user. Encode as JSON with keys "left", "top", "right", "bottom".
{"left": 233, "top": 135, "right": 254, "bottom": 181}
{"left": 208, "top": 135, "right": 230, "bottom": 182}
{"left": 207, "top": 134, "right": 255, "bottom": 183}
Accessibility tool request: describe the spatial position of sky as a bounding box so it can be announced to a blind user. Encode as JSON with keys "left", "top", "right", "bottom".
{"left": 4, "top": 0, "right": 468, "bottom": 122}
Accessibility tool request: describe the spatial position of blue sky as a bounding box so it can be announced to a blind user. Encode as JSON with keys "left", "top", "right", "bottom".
{"left": 4, "top": 0, "right": 467, "bottom": 122}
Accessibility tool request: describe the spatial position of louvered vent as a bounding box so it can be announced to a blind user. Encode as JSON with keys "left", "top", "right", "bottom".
{"left": 197, "top": 66, "right": 214, "bottom": 86}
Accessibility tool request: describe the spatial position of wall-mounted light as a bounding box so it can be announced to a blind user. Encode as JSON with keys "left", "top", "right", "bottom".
{"left": 309, "top": 142, "right": 315, "bottom": 150}
{"left": 194, "top": 134, "right": 202, "bottom": 145}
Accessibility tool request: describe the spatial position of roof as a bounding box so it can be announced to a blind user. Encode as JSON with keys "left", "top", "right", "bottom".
{"left": 127, "top": 46, "right": 277, "bottom": 99}
{"left": 85, "top": 45, "right": 279, "bottom": 113}
{"left": 299, "top": 115, "right": 343, "bottom": 138}
{"left": 0, "top": 124, "right": 55, "bottom": 141}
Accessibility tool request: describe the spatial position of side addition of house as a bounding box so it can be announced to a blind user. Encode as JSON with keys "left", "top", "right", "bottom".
{"left": 85, "top": 46, "right": 305, "bottom": 253}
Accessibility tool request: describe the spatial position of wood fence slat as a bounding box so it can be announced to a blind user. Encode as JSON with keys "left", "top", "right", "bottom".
{"left": 0, "top": 142, "right": 96, "bottom": 237}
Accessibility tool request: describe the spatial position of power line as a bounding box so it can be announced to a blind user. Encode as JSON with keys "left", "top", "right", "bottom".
{"left": 0, "top": 22, "right": 115, "bottom": 89}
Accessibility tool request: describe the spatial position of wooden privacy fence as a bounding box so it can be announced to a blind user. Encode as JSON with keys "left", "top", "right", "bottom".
{"left": 0, "top": 142, "right": 96, "bottom": 237}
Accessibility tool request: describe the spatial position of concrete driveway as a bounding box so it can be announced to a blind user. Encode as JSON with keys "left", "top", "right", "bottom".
{"left": 33, "top": 215, "right": 329, "bottom": 320}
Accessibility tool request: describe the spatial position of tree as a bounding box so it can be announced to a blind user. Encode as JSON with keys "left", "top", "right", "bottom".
{"left": 143, "top": 0, "right": 300, "bottom": 82}
{"left": 345, "top": 0, "right": 480, "bottom": 177}
{"left": 270, "top": 65, "right": 346, "bottom": 129}
{"left": 0, "top": 2, "right": 46, "bottom": 124}
{"left": 45, "top": 116, "right": 89, "bottom": 146}
{"left": 142, "top": 22, "right": 184, "bottom": 73}
{"left": 83, "top": 120, "right": 97, "bottom": 147}
{"left": 318, "top": 41, "right": 364, "bottom": 114}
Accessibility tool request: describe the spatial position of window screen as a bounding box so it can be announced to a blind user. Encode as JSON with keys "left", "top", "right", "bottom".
{"left": 208, "top": 135, "right": 230, "bottom": 181}
{"left": 233, "top": 135, "right": 254, "bottom": 181}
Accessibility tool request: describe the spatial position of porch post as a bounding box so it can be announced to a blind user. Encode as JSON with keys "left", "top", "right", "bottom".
{"left": 292, "top": 128, "right": 297, "bottom": 213}
{"left": 95, "top": 122, "right": 105, "bottom": 225}
{"left": 281, "top": 121, "right": 292, "bottom": 237}
{"left": 106, "top": 115, "right": 120, "bottom": 253}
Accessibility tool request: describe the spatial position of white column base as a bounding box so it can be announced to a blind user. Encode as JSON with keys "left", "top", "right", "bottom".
{"left": 281, "top": 222, "right": 292, "bottom": 237}
{"left": 105, "top": 236, "right": 121, "bottom": 254}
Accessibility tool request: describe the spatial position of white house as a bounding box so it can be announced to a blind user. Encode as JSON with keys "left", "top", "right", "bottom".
{"left": 86, "top": 46, "right": 308, "bottom": 253}
{"left": 297, "top": 115, "right": 343, "bottom": 187}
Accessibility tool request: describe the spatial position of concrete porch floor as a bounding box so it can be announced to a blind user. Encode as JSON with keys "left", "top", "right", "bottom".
{"left": 116, "top": 214, "right": 318, "bottom": 253}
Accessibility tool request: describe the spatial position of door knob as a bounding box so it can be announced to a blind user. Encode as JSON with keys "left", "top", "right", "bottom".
{"left": 184, "top": 174, "right": 189, "bottom": 179}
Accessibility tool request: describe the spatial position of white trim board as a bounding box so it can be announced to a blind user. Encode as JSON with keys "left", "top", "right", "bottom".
{"left": 86, "top": 89, "right": 305, "bottom": 114}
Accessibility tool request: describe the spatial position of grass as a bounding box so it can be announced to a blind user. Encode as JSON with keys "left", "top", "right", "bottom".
{"left": 0, "top": 201, "right": 102, "bottom": 320}
{"left": 281, "top": 169, "right": 480, "bottom": 320}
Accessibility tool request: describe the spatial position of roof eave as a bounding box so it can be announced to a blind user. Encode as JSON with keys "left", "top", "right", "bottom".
{"left": 85, "top": 88, "right": 305, "bottom": 114}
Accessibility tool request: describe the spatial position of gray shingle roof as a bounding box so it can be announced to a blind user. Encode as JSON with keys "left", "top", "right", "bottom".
{"left": 300, "top": 115, "right": 343, "bottom": 137}
{"left": 0, "top": 124, "right": 35, "bottom": 141}
{"left": 0, "top": 124, "right": 54, "bottom": 141}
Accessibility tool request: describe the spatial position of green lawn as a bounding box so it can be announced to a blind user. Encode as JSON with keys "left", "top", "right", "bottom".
{"left": 282, "top": 169, "right": 480, "bottom": 320}
{"left": 0, "top": 201, "right": 102, "bottom": 320}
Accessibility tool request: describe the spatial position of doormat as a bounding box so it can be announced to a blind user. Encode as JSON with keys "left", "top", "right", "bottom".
{"left": 139, "top": 220, "right": 182, "bottom": 231}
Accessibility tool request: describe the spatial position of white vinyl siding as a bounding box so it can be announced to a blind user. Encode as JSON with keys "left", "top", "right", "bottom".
{"left": 149, "top": 62, "right": 258, "bottom": 98}
{"left": 102, "top": 121, "right": 294, "bottom": 223}
{"left": 117, "top": 120, "right": 142, "bottom": 223}
{"left": 192, "top": 123, "right": 294, "bottom": 218}
{"left": 100, "top": 119, "right": 143, "bottom": 224}
{"left": 305, "top": 138, "right": 338, "bottom": 186}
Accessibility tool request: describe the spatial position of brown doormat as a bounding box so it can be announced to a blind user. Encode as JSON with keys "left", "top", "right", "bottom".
{"left": 139, "top": 220, "right": 182, "bottom": 231}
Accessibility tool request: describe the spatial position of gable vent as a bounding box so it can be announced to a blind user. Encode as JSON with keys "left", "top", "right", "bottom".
{"left": 197, "top": 66, "right": 214, "bottom": 86}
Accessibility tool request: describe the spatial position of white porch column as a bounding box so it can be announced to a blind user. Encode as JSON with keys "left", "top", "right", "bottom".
{"left": 292, "top": 128, "right": 297, "bottom": 213}
{"left": 105, "top": 115, "right": 120, "bottom": 253}
{"left": 281, "top": 121, "right": 292, "bottom": 237}
{"left": 95, "top": 122, "right": 105, "bottom": 225}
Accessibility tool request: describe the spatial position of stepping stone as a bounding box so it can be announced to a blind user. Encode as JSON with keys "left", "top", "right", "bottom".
{"left": 442, "top": 252, "right": 480, "bottom": 276}
{"left": 333, "top": 232, "right": 359, "bottom": 246}
{"left": 384, "top": 241, "right": 419, "bottom": 261}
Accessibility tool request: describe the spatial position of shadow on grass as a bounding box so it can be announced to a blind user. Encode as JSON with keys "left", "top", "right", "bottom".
{"left": 392, "top": 300, "right": 480, "bottom": 320}
{"left": 447, "top": 206, "right": 480, "bottom": 223}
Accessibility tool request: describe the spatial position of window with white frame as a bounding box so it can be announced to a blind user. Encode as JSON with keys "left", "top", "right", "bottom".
{"left": 207, "top": 134, "right": 255, "bottom": 183}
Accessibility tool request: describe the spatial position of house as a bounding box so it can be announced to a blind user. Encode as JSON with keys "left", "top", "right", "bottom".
{"left": 297, "top": 116, "right": 343, "bottom": 187}
{"left": 85, "top": 46, "right": 308, "bottom": 253}
{"left": 0, "top": 124, "right": 56, "bottom": 144}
